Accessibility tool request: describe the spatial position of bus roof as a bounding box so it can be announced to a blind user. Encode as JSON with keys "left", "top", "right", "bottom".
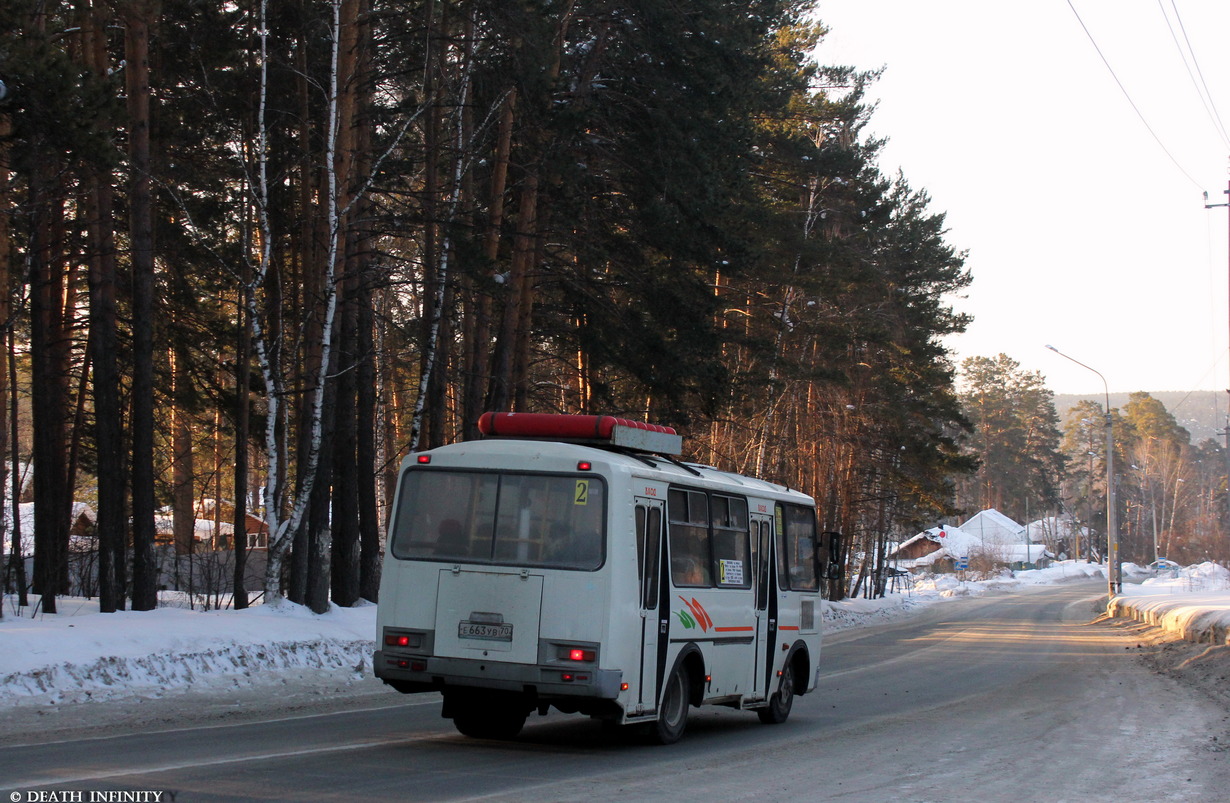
{"left": 411, "top": 437, "right": 814, "bottom": 506}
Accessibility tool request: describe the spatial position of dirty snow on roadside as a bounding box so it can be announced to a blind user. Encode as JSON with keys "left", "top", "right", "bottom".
{"left": 0, "top": 560, "right": 1125, "bottom": 709}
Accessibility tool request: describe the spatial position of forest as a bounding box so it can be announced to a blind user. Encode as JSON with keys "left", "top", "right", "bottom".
{"left": 1, "top": 0, "right": 988, "bottom": 615}
{"left": 957, "top": 354, "right": 1230, "bottom": 569}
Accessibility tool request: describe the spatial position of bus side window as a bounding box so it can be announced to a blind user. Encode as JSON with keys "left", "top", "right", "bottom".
{"left": 711, "top": 495, "right": 750, "bottom": 588}
{"left": 776, "top": 515, "right": 790, "bottom": 592}
{"left": 636, "top": 505, "right": 662, "bottom": 609}
{"left": 755, "top": 520, "right": 771, "bottom": 609}
{"left": 669, "top": 489, "right": 710, "bottom": 587}
{"left": 636, "top": 506, "right": 647, "bottom": 583}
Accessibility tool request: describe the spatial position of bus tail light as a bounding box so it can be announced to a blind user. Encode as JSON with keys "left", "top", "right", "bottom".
{"left": 384, "top": 630, "right": 423, "bottom": 649}
{"left": 577, "top": 461, "right": 592, "bottom": 471}
{"left": 555, "top": 643, "right": 599, "bottom": 663}
{"left": 416, "top": 454, "right": 431, "bottom": 464}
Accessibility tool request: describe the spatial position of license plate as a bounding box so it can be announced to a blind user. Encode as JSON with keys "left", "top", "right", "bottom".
{"left": 458, "top": 621, "right": 513, "bottom": 641}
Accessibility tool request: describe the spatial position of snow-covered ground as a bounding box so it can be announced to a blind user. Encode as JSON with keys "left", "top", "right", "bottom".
{"left": 0, "top": 559, "right": 1223, "bottom": 710}
{"left": 1110, "top": 560, "right": 1230, "bottom": 642}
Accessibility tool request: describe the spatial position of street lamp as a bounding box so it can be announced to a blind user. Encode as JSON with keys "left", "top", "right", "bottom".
{"left": 1046, "top": 345, "right": 1120, "bottom": 599}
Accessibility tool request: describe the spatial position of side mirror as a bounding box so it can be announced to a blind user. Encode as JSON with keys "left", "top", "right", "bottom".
{"left": 817, "top": 531, "right": 843, "bottom": 580}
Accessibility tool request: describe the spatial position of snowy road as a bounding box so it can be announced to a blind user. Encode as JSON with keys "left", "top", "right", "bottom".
{"left": 3, "top": 581, "right": 1228, "bottom": 802}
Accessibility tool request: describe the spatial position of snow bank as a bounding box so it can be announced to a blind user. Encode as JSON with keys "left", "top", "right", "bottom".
{"left": 1110, "top": 562, "right": 1230, "bottom": 643}
{"left": 4, "top": 559, "right": 1226, "bottom": 707}
{"left": 0, "top": 598, "right": 376, "bottom": 706}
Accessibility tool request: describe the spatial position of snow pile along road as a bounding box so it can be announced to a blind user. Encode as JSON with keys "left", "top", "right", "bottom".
{"left": 3, "top": 591, "right": 939, "bottom": 706}
{"left": 0, "top": 560, "right": 1183, "bottom": 707}
{"left": 1111, "top": 561, "right": 1230, "bottom": 643}
{"left": 0, "top": 600, "right": 375, "bottom": 706}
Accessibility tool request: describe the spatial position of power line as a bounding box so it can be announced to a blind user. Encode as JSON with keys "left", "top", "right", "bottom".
{"left": 1157, "top": 0, "right": 1230, "bottom": 151}
{"left": 1066, "top": 0, "right": 1204, "bottom": 191}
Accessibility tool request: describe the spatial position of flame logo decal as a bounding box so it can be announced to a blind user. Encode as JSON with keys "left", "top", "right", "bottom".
{"left": 678, "top": 596, "right": 713, "bottom": 632}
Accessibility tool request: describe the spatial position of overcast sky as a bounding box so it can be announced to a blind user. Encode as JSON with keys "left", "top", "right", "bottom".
{"left": 814, "top": 1, "right": 1230, "bottom": 397}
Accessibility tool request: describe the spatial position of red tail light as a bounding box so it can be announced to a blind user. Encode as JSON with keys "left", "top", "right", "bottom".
{"left": 568, "top": 648, "right": 596, "bottom": 662}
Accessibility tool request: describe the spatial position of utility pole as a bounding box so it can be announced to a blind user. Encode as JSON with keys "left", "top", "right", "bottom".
{"left": 1205, "top": 181, "right": 1230, "bottom": 546}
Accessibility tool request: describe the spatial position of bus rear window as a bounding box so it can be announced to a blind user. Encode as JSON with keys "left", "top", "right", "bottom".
{"left": 390, "top": 470, "right": 605, "bottom": 570}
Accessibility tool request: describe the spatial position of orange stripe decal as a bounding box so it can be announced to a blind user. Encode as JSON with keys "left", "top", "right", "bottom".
{"left": 779, "top": 625, "right": 799, "bottom": 631}
{"left": 713, "top": 626, "right": 755, "bottom": 632}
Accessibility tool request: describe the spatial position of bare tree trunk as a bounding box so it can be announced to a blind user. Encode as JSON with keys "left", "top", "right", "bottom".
{"left": 406, "top": 29, "right": 477, "bottom": 452}
{"left": 171, "top": 345, "right": 195, "bottom": 560}
{"left": 509, "top": 174, "right": 540, "bottom": 412}
{"left": 461, "top": 86, "right": 514, "bottom": 439}
{"left": 124, "top": 1, "right": 160, "bottom": 610}
{"left": 232, "top": 288, "right": 251, "bottom": 609}
{"left": 329, "top": 266, "right": 359, "bottom": 606}
{"left": 0, "top": 106, "right": 11, "bottom": 610}
{"left": 82, "top": 4, "right": 125, "bottom": 612}
{"left": 487, "top": 173, "right": 538, "bottom": 413}
{"left": 357, "top": 279, "right": 380, "bottom": 601}
{"left": 7, "top": 335, "right": 26, "bottom": 608}
{"left": 29, "top": 159, "right": 70, "bottom": 615}
{"left": 257, "top": 0, "right": 347, "bottom": 608}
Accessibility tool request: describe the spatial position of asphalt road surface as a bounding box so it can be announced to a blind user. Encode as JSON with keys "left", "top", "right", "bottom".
{"left": 3, "top": 581, "right": 1227, "bottom": 802}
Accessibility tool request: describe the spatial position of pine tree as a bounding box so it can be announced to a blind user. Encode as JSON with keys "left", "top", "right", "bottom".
{"left": 959, "top": 354, "right": 1064, "bottom": 522}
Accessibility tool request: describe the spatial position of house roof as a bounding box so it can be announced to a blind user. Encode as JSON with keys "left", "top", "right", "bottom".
{"left": 1025, "top": 515, "right": 1089, "bottom": 542}
{"left": 2, "top": 502, "right": 96, "bottom": 557}
{"left": 959, "top": 509, "right": 1026, "bottom": 545}
{"left": 892, "top": 523, "right": 1055, "bottom": 569}
{"left": 892, "top": 525, "right": 982, "bottom": 559}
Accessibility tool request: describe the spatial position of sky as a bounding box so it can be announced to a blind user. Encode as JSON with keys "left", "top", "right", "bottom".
{"left": 814, "top": 1, "right": 1230, "bottom": 396}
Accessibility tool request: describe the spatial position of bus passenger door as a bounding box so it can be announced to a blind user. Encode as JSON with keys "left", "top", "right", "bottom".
{"left": 635, "top": 497, "right": 666, "bottom": 713}
{"left": 750, "top": 514, "right": 774, "bottom": 700}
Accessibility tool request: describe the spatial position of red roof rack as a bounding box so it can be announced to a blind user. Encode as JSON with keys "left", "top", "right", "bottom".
{"left": 477, "top": 412, "right": 683, "bottom": 455}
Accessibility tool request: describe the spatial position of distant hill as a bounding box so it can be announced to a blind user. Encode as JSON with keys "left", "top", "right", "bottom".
{"left": 1053, "top": 391, "right": 1227, "bottom": 445}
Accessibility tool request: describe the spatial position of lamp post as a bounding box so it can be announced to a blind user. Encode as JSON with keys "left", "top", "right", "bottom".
{"left": 1046, "top": 345, "right": 1120, "bottom": 598}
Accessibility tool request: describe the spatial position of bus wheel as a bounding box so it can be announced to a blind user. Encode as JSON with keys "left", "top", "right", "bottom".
{"left": 757, "top": 661, "right": 795, "bottom": 725}
{"left": 651, "top": 667, "right": 690, "bottom": 745}
{"left": 453, "top": 702, "right": 527, "bottom": 740}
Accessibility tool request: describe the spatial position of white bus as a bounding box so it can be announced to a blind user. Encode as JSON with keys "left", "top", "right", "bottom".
{"left": 374, "top": 413, "right": 836, "bottom": 744}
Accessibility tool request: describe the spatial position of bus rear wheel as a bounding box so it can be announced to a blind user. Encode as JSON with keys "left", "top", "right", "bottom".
{"left": 651, "top": 667, "right": 690, "bottom": 745}
{"left": 757, "top": 661, "right": 795, "bottom": 725}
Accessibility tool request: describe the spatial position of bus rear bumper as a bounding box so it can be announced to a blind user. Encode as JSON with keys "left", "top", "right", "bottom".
{"left": 374, "top": 649, "right": 623, "bottom": 700}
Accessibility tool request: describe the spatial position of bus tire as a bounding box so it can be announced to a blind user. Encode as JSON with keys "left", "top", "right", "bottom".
{"left": 651, "top": 666, "right": 690, "bottom": 745}
{"left": 452, "top": 701, "right": 527, "bottom": 740}
{"left": 757, "top": 661, "right": 795, "bottom": 725}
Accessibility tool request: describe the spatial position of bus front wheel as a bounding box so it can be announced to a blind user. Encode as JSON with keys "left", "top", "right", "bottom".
{"left": 651, "top": 667, "right": 690, "bottom": 745}
{"left": 757, "top": 661, "right": 795, "bottom": 725}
